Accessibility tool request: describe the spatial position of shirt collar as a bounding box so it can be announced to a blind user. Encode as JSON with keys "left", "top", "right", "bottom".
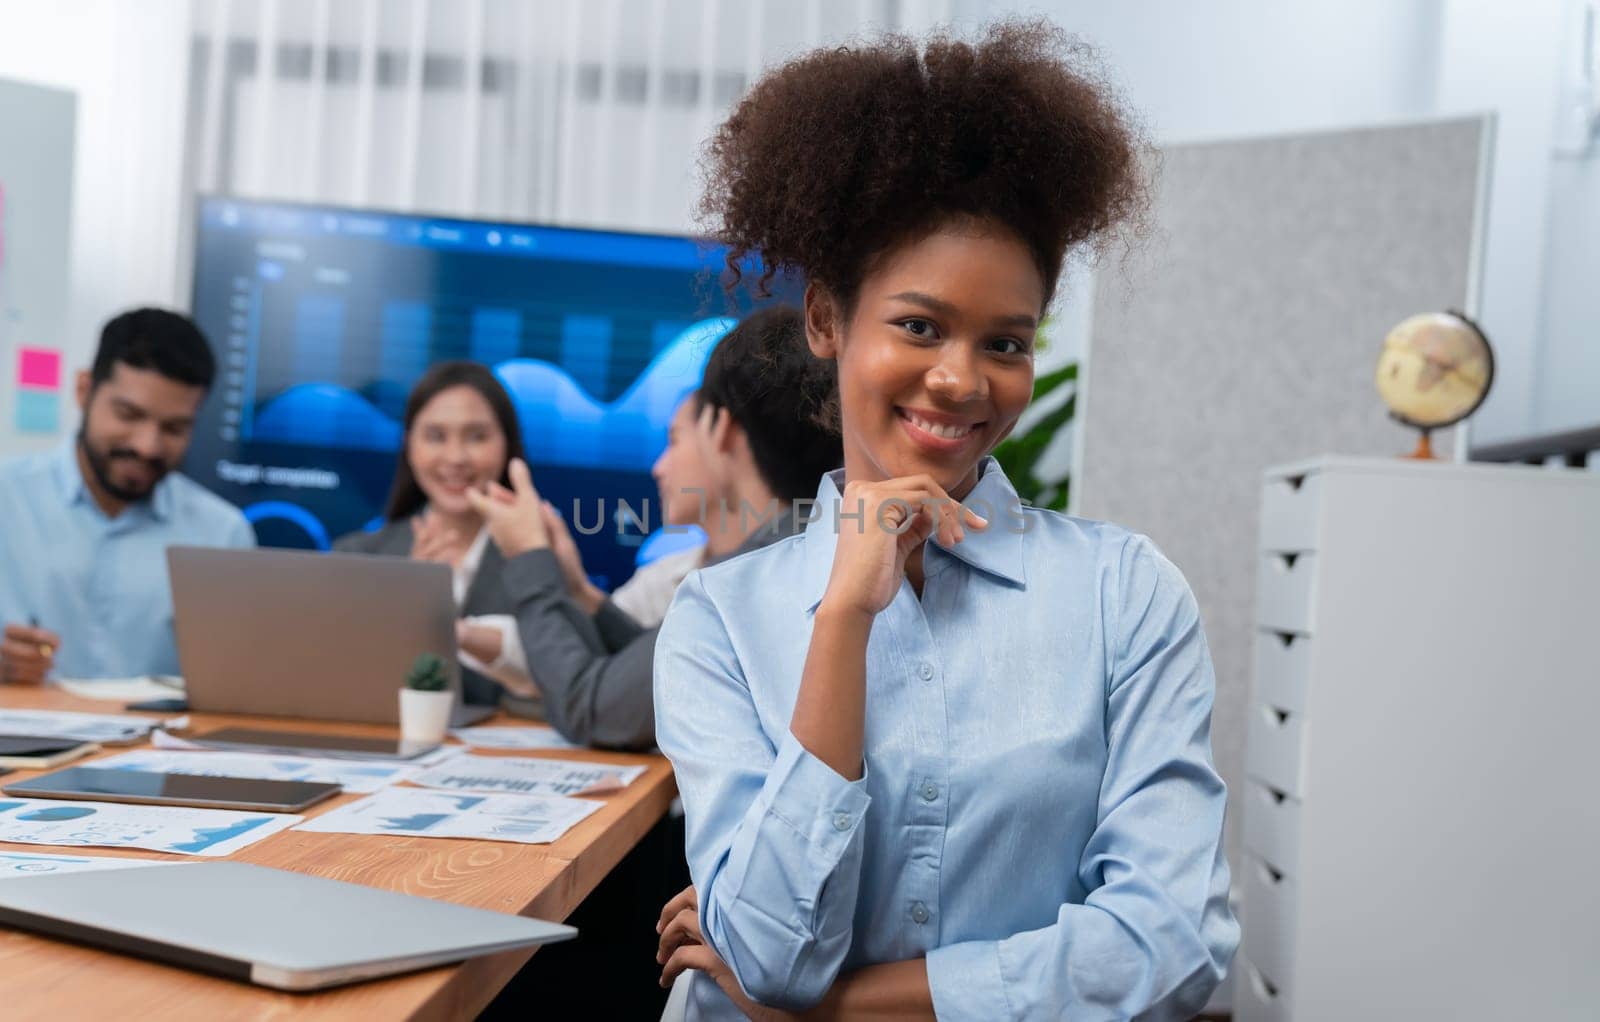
{"left": 706, "top": 500, "right": 808, "bottom": 568}
{"left": 799, "top": 457, "right": 1029, "bottom": 613}
{"left": 51, "top": 437, "right": 175, "bottom": 522}
{"left": 146, "top": 472, "right": 176, "bottom": 522}
{"left": 52, "top": 439, "right": 89, "bottom": 507}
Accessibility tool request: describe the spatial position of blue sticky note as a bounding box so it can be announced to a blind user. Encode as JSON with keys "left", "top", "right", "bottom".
{"left": 15, "top": 388, "right": 58, "bottom": 434}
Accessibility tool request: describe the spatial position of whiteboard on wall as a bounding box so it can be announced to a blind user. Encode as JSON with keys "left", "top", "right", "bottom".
{"left": 1075, "top": 115, "right": 1489, "bottom": 874}
{"left": 0, "top": 76, "right": 76, "bottom": 457}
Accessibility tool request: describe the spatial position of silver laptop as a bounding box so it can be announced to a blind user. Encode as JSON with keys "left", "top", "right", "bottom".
{"left": 0, "top": 861, "right": 574, "bottom": 990}
{"left": 168, "top": 546, "right": 493, "bottom": 727}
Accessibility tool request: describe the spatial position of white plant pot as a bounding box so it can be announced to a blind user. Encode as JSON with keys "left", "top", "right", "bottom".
{"left": 398, "top": 688, "right": 454, "bottom": 745}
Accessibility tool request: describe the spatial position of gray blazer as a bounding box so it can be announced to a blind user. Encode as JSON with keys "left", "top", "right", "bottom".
{"left": 499, "top": 512, "right": 805, "bottom": 751}
{"left": 333, "top": 519, "right": 513, "bottom": 707}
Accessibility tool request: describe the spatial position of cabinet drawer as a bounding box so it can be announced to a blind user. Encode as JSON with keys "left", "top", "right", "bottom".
{"left": 1246, "top": 702, "right": 1307, "bottom": 798}
{"left": 1240, "top": 853, "right": 1297, "bottom": 1001}
{"left": 1235, "top": 956, "right": 1289, "bottom": 1022}
{"left": 1259, "top": 470, "right": 1322, "bottom": 553}
{"left": 1253, "top": 630, "right": 1312, "bottom": 714}
{"left": 1242, "top": 779, "right": 1301, "bottom": 875}
{"left": 1256, "top": 553, "right": 1317, "bottom": 635}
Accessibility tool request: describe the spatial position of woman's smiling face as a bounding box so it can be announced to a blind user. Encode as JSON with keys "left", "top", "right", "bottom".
{"left": 405, "top": 384, "right": 509, "bottom": 516}
{"left": 808, "top": 221, "right": 1042, "bottom": 500}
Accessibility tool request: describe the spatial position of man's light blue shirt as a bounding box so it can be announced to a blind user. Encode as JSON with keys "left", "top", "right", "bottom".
{"left": 0, "top": 441, "right": 255, "bottom": 678}
{"left": 653, "top": 460, "right": 1238, "bottom": 1020}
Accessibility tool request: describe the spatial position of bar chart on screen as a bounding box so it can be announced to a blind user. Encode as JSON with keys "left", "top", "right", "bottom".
{"left": 186, "top": 198, "right": 798, "bottom": 583}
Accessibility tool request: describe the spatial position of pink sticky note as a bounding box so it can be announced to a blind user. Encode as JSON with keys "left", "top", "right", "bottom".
{"left": 17, "top": 347, "right": 61, "bottom": 389}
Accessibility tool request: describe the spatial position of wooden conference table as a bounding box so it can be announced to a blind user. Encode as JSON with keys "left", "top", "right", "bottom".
{"left": 0, "top": 687, "right": 677, "bottom": 1021}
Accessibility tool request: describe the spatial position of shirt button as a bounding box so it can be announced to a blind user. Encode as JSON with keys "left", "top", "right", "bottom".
{"left": 920, "top": 782, "right": 939, "bottom": 803}
{"left": 832, "top": 812, "right": 852, "bottom": 832}
{"left": 910, "top": 902, "right": 930, "bottom": 925}
{"left": 918, "top": 661, "right": 934, "bottom": 680}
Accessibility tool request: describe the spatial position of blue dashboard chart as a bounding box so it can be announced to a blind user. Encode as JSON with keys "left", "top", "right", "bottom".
{"left": 187, "top": 198, "right": 792, "bottom": 586}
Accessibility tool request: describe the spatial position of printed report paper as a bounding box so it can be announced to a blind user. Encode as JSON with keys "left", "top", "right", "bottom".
{"left": 95, "top": 749, "right": 419, "bottom": 794}
{"left": 450, "top": 725, "right": 576, "bottom": 750}
{"left": 0, "top": 709, "right": 160, "bottom": 744}
{"left": 409, "top": 754, "right": 645, "bottom": 797}
{"left": 0, "top": 798, "right": 299, "bottom": 856}
{"left": 55, "top": 676, "right": 184, "bottom": 702}
{"left": 295, "top": 788, "right": 599, "bottom": 845}
{"left": 0, "top": 851, "right": 165, "bottom": 878}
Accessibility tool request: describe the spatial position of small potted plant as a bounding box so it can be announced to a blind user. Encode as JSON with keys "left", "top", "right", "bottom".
{"left": 399, "top": 653, "right": 453, "bottom": 745}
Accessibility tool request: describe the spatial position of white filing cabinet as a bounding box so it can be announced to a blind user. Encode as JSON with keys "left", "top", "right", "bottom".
{"left": 1235, "top": 456, "right": 1600, "bottom": 1022}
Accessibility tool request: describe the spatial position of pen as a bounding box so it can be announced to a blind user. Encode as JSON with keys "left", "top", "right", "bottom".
{"left": 28, "top": 615, "right": 53, "bottom": 660}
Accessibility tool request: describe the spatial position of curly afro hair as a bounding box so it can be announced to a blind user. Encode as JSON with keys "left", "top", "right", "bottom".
{"left": 699, "top": 19, "right": 1148, "bottom": 311}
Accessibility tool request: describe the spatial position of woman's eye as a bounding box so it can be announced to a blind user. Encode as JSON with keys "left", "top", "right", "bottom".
{"left": 990, "top": 337, "right": 1029, "bottom": 356}
{"left": 901, "top": 318, "right": 936, "bottom": 339}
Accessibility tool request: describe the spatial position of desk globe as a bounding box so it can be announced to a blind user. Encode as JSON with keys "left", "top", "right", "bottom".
{"left": 1375, "top": 310, "right": 1494, "bottom": 459}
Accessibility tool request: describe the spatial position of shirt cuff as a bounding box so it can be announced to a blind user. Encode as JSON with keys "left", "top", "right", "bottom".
{"left": 926, "top": 938, "right": 1008, "bottom": 1022}
{"left": 459, "top": 614, "right": 535, "bottom": 697}
{"left": 501, "top": 549, "right": 567, "bottom": 604}
{"left": 469, "top": 614, "right": 527, "bottom": 674}
{"left": 756, "top": 730, "right": 872, "bottom": 856}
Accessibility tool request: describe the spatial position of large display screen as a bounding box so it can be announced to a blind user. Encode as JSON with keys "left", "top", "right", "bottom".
{"left": 187, "top": 197, "right": 788, "bottom": 589}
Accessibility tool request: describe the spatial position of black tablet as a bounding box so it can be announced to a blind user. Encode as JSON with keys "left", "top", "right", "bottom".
{"left": 2, "top": 766, "right": 342, "bottom": 813}
{"left": 0, "top": 735, "right": 100, "bottom": 770}
{"left": 0, "top": 735, "right": 87, "bottom": 757}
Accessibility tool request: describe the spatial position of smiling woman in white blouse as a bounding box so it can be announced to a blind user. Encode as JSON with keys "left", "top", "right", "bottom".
{"left": 333, "top": 360, "right": 535, "bottom": 707}
{"left": 651, "top": 21, "right": 1239, "bottom": 1021}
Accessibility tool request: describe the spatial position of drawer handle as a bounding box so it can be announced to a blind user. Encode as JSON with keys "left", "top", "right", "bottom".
{"left": 1248, "top": 963, "right": 1280, "bottom": 1000}
{"left": 1272, "top": 473, "right": 1307, "bottom": 495}
{"left": 1256, "top": 782, "right": 1288, "bottom": 805}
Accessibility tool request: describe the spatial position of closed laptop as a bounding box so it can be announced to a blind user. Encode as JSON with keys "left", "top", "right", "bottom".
{"left": 0, "top": 861, "right": 574, "bottom": 990}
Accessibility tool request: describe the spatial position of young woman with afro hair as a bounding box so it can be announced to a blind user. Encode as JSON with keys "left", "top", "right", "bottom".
{"left": 653, "top": 20, "right": 1238, "bottom": 1021}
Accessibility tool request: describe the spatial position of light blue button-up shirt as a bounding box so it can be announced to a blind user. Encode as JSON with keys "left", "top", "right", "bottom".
{"left": 654, "top": 460, "right": 1238, "bottom": 1020}
{"left": 0, "top": 442, "right": 255, "bottom": 678}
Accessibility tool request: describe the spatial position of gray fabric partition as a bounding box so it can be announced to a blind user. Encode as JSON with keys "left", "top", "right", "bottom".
{"left": 1077, "top": 117, "right": 1488, "bottom": 868}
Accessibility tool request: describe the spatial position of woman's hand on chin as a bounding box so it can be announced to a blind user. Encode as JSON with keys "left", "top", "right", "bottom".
{"left": 819, "top": 474, "right": 987, "bottom": 617}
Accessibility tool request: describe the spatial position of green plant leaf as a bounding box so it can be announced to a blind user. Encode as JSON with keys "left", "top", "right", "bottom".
{"left": 404, "top": 652, "right": 450, "bottom": 692}
{"left": 993, "top": 362, "right": 1077, "bottom": 508}
{"left": 1031, "top": 362, "right": 1078, "bottom": 399}
{"left": 1000, "top": 395, "right": 1074, "bottom": 490}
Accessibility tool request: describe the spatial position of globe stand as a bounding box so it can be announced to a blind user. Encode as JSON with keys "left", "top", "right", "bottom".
{"left": 1388, "top": 412, "right": 1438, "bottom": 460}
{"left": 1404, "top": 428, "right": 1436, "bottom": 461}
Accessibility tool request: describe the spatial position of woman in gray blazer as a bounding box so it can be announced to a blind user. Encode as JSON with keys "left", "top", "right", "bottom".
{"left": 334, "top": 361, "right": 533, "bottom": 707}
